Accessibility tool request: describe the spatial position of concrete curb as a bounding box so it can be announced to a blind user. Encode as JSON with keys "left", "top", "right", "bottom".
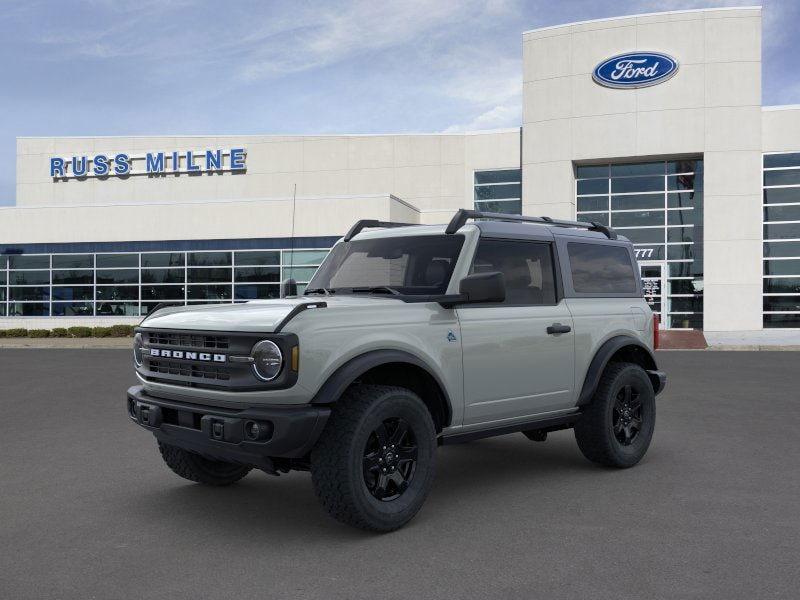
{"left": 0, "top": 338, "right": 133, "bottom": 349}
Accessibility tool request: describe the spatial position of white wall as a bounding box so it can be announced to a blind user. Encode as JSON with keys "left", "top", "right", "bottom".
{"left": 16, "top": 131, "right": 521, "bottom": 227}
{"left": 521, "top": 7, "right": 764, "bottom": 331}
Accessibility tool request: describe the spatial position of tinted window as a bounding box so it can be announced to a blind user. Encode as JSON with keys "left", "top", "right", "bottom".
{"left": 568, "top": 243, "right": 637, "bottom": 294}
{"left": 470, "top": 240, "right": 556, "bottom": 305}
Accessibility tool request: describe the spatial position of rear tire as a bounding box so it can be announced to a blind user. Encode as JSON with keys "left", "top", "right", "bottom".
{"left": 158, "top": 442, "right": 252, "bottom": 486}
{"left": 311, "top": 384, "right": 437, "bottom": 532}
{"left": 574, "top": 362, "right": 655, "bottom": 468}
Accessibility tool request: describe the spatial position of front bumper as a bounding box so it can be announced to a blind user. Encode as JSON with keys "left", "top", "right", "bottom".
{"left": 127, "top": 385, "right": 330, "bottom": 469}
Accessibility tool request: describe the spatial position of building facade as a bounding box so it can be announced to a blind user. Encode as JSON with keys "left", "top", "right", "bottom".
{"left": 3, "top": 6, "right": 799, "bottom": 334}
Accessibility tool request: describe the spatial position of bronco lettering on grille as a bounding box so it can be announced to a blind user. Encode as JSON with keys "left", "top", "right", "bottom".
{"left": 148, "top": 348, "right": 226, "bottom": 363}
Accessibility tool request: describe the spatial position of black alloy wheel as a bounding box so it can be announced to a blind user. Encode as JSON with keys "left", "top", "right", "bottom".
{"left": 612, "top": 384, "right": 643, "bottom": 446}
{"left": 362, "top": 418, "right": 418, "bottom": 501}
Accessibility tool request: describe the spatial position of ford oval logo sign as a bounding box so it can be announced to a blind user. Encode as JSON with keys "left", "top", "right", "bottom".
{"left": 593, "top": 52, "right": 679, "bottom": 89}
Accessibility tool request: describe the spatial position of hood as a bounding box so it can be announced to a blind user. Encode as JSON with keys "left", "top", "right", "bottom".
{"left": 139, "top": 296, "right": 399, "bottom": 333}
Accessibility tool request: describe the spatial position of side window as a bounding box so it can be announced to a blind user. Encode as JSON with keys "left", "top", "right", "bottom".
{"left": 567, "top": 242, "right": 637, "bottom": 294}
{"left": 471, "top": 239, "right": 557, "bottom": 305}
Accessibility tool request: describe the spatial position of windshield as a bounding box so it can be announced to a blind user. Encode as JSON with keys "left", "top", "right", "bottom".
{"left": 306, "top": 234, "right": 464, "bottom": 296}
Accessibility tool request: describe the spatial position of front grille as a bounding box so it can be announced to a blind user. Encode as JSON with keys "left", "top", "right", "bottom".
{"left": 146, "top": 331, "right": 230, "bottom": 350}
{"left": 148, "top": 359, "right": 231, "bottom": 382}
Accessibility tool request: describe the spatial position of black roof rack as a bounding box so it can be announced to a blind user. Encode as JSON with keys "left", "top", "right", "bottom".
{"left": 444, "top": 209, "right": 617, "bottom": 240}
{"left": 343, "top": 219, "right": 418, "bottom": 242}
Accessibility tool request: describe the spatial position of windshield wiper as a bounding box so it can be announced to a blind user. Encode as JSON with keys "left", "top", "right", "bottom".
{"left": 304, "top": 287, "right": 334, "bottom": 296}
{"left": 349, "top": 286, "right": 401, "bottom": 295}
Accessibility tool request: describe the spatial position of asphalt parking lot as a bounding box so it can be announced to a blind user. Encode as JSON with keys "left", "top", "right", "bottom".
{"left": 1, "top": 350, "right": 798, "bottom": 599}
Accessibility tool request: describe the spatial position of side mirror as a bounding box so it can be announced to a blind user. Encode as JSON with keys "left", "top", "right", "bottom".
{"left": 438, "top": 271, "right": 505, "bottom": 307}
{"left": 280, "top": 278, "right": 298, "bottom": 298}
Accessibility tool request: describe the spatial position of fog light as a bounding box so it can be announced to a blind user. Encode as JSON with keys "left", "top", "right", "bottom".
{"left": 245, "top": 420, "right": 260, "bottom": 440}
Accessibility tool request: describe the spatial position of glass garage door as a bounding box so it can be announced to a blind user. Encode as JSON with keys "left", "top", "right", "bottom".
{"left": 575, "top": 159, "right": 704, "bottom": 329}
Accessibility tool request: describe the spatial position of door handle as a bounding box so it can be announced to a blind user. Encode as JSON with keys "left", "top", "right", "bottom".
{"left": 547, "top": 323, "right": 571, "bottom": 335}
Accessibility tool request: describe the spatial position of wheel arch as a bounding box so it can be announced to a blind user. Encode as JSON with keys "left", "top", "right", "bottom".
{"left": 577, "top": 336, "right": 660, "bottom": 406}
{"left": 310, "top": 350, "right": 453, "bottom": 432}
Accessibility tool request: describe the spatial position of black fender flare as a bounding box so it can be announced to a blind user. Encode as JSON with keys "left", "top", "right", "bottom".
{"left": 577, "top": 336, "right": 660, "bottom": 406}
{"left": 310, "top": 349, "right": 453, "bottom": 427}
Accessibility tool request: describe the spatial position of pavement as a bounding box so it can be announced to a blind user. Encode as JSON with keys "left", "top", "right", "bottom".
{"left": 0, "top": 350, "right": 798, "bottom": 600}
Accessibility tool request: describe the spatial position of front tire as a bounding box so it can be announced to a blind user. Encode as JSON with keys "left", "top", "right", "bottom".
{"left": 574, "top": 362, "right": 656, "bottom": 468}
{"left": 158, "top": 442, "right": 252, "bottom": 486}
{"left": 311, "top": 385, "right": 437, "bottom": 532}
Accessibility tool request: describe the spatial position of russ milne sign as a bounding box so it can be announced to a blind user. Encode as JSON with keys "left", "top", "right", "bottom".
{"left": 592, "top": 52, "right": 678, "bottom": 89}
{"left": 50, "top": 148, "right": 246, "bottom": 179}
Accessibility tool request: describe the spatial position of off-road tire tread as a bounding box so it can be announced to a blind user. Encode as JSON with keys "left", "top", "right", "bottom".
{"left": 574, "top": 362, "right": 654, "bottom": 468}
{"left": 158, "top": 442, "right": 251, "bottom": 486}
{"left": 311, "top": 384, "right": 434, "bottom": 532}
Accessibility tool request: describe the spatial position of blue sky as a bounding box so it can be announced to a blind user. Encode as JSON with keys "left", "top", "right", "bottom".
{"left": 1, "top": 0, "right": 798, "bottom": 206}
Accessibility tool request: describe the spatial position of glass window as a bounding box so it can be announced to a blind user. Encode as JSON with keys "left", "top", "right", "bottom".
{"left": 764, "top": 170, "right": 800, "bottom": 187}
{"left": 9, "top": 270, "right": 50, "bottom": 285}
{"left": 667, "top": 174, "right": 698, "bottom": 191}
{"left": 577, "top": 197, "right": 607, "bottom": 212}
{"left": 9, "top": 255, "right": 49, "bottom": 269}
{"left": 187, "top": 284, "right": 232, "bottom": 300}
{"left": 96, "top": 269, "right": 138, "bottom": 284}
{"left": 234, "top": 251, "right": 279, "bottom": 266}
{"left": 283, "top": 266, "right": 319, "bottom": 282}
{"left": 764, "top": 188, "right": 800, "bottom": 204}
{"left": 577, "top": 179, "right": 608, "bottom": 195}
{"left": 670, "top": 297, "right": 703, "bottom": 312}
{"left": 283, "top": 250, "right": 328, "bottom": 266}
{"left": 567, "top": 243, "right": 636, "bottom": 294}
{"left": 52, "top": 302, "right": 94, "bottom": 316}
{"left": 668, "top": 209, "right": 700, "bottom": 226}
{"left": 611, "top": 176, "right": 663, "bottom": 194}
{"left": 474, "top": 200, "right": 522, "bottom": 215}
{"left": 667, "top": 160, "right": 702, "bottom": 174}
{"left": 0, "top": 271, "right": 5, "bottom": 285}
{"left": 763, "top": 296, "right": 800, "bottom": 312}
{"left": 235, "top": 284, "right": 281, "bottom": 300}
{"left": 8, "top": 302, "right": 49, "bottom": 316}
{"left": 611, "top": 211, "right": 664, "bottom": 228}
{"left": 668, "top": 314, "right": 703, "bottom": 329}
{"left": 141, "top": 285, "right": 185, "bottom": 301}
{"left": 669, "top": 262, "right": 698, "bottom": 277}
{"left": 576, "top": 165, "right": 608, "bottom": 179}
{"left": 474, "top": 169, "right": 521, "bottom": 185}
{"left": 577, "top": 212, "right": 609, "bottom": 226}
{"left": 0, "top": 304, "right": 5, "bottom": 316}
{"left": 141, "top": 253, "right": 185, "bottom": 268}
{"left": 669, "top": 279, "right": 704, "bottom": 295}
{"left": 96, "top": 302, "right": 139, "bottom": 316}
{"left": 611, "top": 194, "right": 664, "bottom": 211}
{"left": 474, "top": 183, "right": 521, "bottom": 201}
{"left": 619, "top": 228, "right": 664, "bottom": 244}
{"left": 0, "top": 255, "right": 6, "bottom": 269}
{"left": 52, "top": 286, "right": 93, "bottom": 301}
{"left": 141, "top": 301, "right": 183, "bottom": 315}
{"left": 235, "top": 267, "right": 280, "bottom": 283}
{"left": 52, "top": 254, "right": 93, "bottom": 269}
{"left": 96, "top": 254, "right": 138, "bottom": 268}
{"left": 764, "top": 223, "right": 800, "bottom": 240}
{"left": 10, "top": 287, "right": 50, "bottom": 301}
{"left": 667, "top": 191, "right": 702, "bottom": 209}
{"left": 764, "top": 241, "right": 800, "bottom": 258}
{"left": 141, "top": 268, "right": 183, "bottom": 284}
{"left": 470, "top": 240, "right": 556, "bottom": 305}
{"left": 764, "top": 153, "right": 800, "bottom": 168}
{"left": 188, "top": 251, "right": 231, "bottom": 267}
{"left": 764, "top": 314, "right": 800, "bottom": 327}
{"left": 187, "top": 267, "right": 231, "bottom": 283}
{"left": 52, "top": 270, "right": 93, "bottom": 285}
{"left": 96, "top": 286, "right": 139, "bottom": 301}
{"left": 611, "top": 162, "right": 664, "bottom": 177}
{"left": 309, "top": 235, "right": 464, "bottom": 296}
{"left": 667, "top": 245, "right": 694, "bottom": 261}
{"left": 764, "top": 259, "right": 800, "bottom": 276}
{"left": 764, "top": 205, "right": 800, "bottom": 222}
{"left": 763, "top": 278, "right": 800, "bottom": 294}
{"left": 667, "top": 227, "right": 695, "bottom": 244}
{"left": 0, "top": 288, "right": 5, "bottom": 301}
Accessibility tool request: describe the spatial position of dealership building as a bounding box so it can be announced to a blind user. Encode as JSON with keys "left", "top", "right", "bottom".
{"left": 2, "top": 6, "right": 799, "bottom": 338}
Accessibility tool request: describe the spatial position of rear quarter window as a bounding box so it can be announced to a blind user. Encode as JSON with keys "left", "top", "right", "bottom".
{"left": 567, "top": 242, "right": 637, "bottom": 294}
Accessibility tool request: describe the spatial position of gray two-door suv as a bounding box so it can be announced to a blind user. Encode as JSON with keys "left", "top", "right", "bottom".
{"left": 127, "top": 209, "right": 666, "bottom": 531}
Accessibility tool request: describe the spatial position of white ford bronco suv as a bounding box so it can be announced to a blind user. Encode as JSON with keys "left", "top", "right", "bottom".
{"left": 127, "top": 209, "right": 666, "bottom": 531}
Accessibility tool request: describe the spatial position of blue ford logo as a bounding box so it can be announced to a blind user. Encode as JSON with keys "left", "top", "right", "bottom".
{"left": 593, "top": 52, "right": 678, "bottom": 89}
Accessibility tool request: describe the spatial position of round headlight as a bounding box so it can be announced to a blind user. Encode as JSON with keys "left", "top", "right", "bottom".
{"left": 252, "top": 340, "right": 283, "bottom": 381}
{"left": 133, "top": 332, "right": 144, "bottom": 367}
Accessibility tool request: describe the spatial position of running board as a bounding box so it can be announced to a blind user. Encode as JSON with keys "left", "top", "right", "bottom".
{"left": 440, "top": 412, "right": 581, "bottom": 446}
